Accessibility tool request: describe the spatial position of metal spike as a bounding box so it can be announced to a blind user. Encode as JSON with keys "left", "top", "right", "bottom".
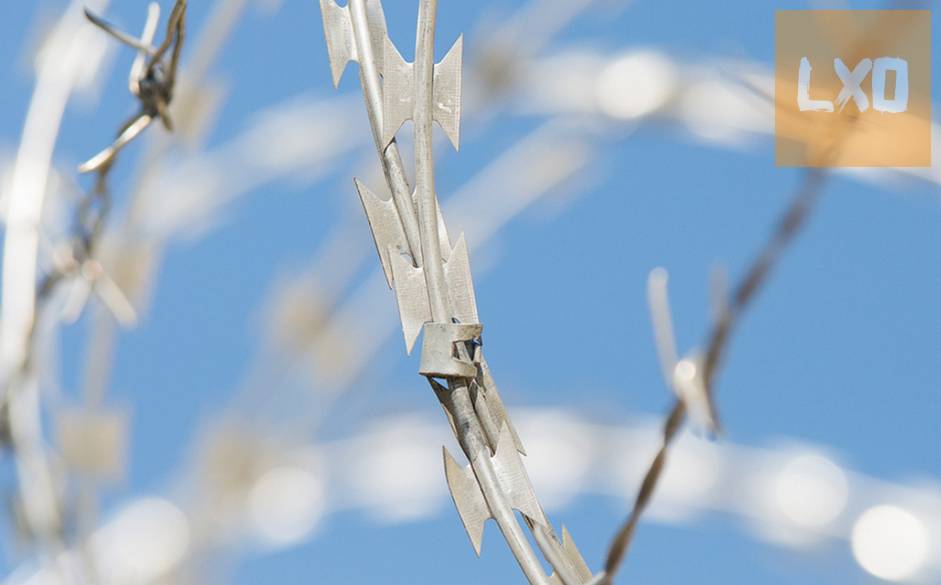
{"left": 129, "top": 3, "right": 161, "bottom": 96}
{"left": 492, "top": 423, "right": 548, "bottom": 527}
{"left": 559, "top": 526, "right": 593, "bottom": 582}
{"left": 540, "top": 525, "right": 580, "bottom": 585}
{"left": 389, "top": 233, "right": 479, "bottom": 353}
{"left": 68, "top": 279, "right": 134, "bottom": 326}
{"left": 381, "top": 35, "right": 463, "bottom": 149}
{"left": 647, "top": 268, "right": 716, "bottom": 433}
{"left": 84, "top": 8, "right": 157, "bottom": 55}
{"left": 443, "top": 234, "right": 478, "bottom": 324}
{"left": 355, "top": 178, "right": 411, "bottom": 287}
{"left": 672, "top": 353, "right": 716, "bottom": 433}
{"left": 389, "top": 247, "right": 432, "bottom": 352}
{"left": 647, "top": 267, "right": 678, "bottom": 387}
{"left": 356, "top": 179, "right": 450, "bottom": 290}
{"left": 433, "top": 35, "right": 463, "bottom": 149}
{"left": 319, "top": 0, "right": 355, "bottom": 87}
{"left": 59, "top": 276, "right": 92, "bottom": 324}
{"left": 91, "top": 269, "right": 139, "bottom": 326}
{"left": 59, "top": 259, "right": 137, "bottom": 327}
{"left": 443, "top": 446, "right": 489, "bottom": 556}
{"left": 536, "top": 523, "right": 594, "bottom": 585}
{"left": 380, "top": 36, "right": 412, "bottom": 147}
{"left": 478, "top": 356, "right": 526, "bottom": 454}
{"left": 443, "top": 423, "right": 551, "bottom": 558}
{"left": 320, "top": 0, "right": 388, "bottom": 87}
{"left": 56, "top": 407, "right": 128, "bottom": 481}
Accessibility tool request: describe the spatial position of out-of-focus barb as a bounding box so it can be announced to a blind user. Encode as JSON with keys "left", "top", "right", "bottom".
{"left": 600, "top": 170, "right": 826, "bottom": 585}
{"left": 80, "top": 0, "right": 186, "bottom": 174}
{"left": 59, "top": 0, "right": 189, "bottom": 324}
{"left": 0, "top": 0, "right": 189, "bottom": 563}
{"left": 647, "top": 268, "right": 719, "bottom": 434}
{"left": 597, "top": 7, "right": 921, "bottom": 577}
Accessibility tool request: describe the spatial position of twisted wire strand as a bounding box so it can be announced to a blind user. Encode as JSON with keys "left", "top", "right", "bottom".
{"left": 602, "top": 170, "right": 825, "bottom": 582}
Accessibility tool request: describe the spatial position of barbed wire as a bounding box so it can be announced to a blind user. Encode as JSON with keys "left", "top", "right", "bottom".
{"left": 598, "top": 5, "right": 927, "bottom": 581}
{"left": 319, "top": 1, "right": 599, "bottom": 582}
{"left": 0, "top": 0, "right": 928, "bottom": 580}
{"left": 0, "top": 0, "right": 187, "bottom": 564}
{"left": 600, "top": 169, "right": 826, "bottom": 583}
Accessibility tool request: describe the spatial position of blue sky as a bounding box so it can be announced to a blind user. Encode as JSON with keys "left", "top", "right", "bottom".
{"left": 1, "top": 1, "right": 939, "bottom": 584}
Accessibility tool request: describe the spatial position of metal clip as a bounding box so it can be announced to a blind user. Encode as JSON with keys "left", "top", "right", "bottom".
{"left": 419, "top": 322, "right": 482, "bottom": 378}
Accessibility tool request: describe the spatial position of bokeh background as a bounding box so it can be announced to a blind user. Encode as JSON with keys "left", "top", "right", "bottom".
{"left": 0, "top": 0, "right": 939, "bottom": 584}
